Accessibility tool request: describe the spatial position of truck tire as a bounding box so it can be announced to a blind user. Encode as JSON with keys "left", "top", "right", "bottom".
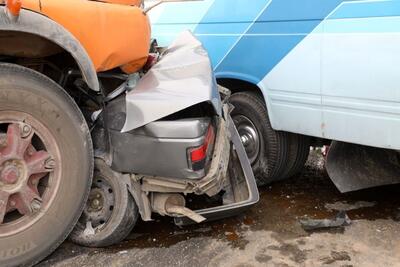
{"left": 278, "top": 133, "right": 310, "bottom": 180}
{"left": 230, "top": 92, "right": 288, "bottom": 186}
{"left": 0, "top": 63, "right": 93, "bottom": 267}
{"left": 70, "top": 159, "right": 139, "bottom": 247}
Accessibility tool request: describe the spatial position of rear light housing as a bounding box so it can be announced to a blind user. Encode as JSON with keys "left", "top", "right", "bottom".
{"left": 143, "top": 53, "right": 159, "bottom": 72}
{"left": 188, "top": 124, "right": 215, "bottom": 172}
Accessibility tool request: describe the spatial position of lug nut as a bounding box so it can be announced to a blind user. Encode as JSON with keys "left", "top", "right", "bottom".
{"left": 21, "top": 124, "right": 32, "bottom": 138}
{"left": 30, "top": 199, "right": 42, "bottom": 213}
{"left": 241, "top": 135, "right": 250, "bottom": 146}
{"left": 45, "top": 158, "right": 56, "bottom": 170}
{"left": 92, "top": 199, "right": 101, "bottom": 209}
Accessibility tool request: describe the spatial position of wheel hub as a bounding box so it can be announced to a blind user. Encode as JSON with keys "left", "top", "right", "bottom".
{"left": 0, "top": 123, "right": 55, "bottom": 224}
{"left": 1, "top": 162, "right": 21, "bottom": 185}
{"left": 233, "top": 115, "right": 260, "bottom": 164}
{"left": 81, "top": 176, "right": 115, "bottom": 228}
{"left": 88, "top": 189, "right": 105, "bottom": 212}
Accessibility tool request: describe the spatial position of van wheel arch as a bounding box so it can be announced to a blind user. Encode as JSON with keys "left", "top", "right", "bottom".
{"left": 221, "top": 78, "right": 310, "bottom": 184}
{"left": 218, "top": 78, "right": 265, "bottom": 101}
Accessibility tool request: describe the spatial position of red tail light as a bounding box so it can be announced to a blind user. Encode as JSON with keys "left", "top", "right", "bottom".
{"left": 188, "top": 125, "right": 215, "bottom": 171}
{"left": 143, "top": 53, "right": 158, "bottom": 72}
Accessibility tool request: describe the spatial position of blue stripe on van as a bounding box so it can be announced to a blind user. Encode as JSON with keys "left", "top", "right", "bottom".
{"left": 258, "top": 0, "right": 343, "bottom": 21}
{"left": 214, "top": 0, "right": 342, "bottom": 83}
{"left": 197, "top": 36, "right": 242, "bottom": 66}
{"left": 248, "top": 20, "right": 322, "bottom": 35}
{"left": 193, "top": 0, "right": 269, "bottom": 24}
{"left": 216, "top": 35, "right": 307, "bottom": 84}
{"left": 329, "top": 0, "right": 400, "bottom": 19}
{"left": 195, "top": 23, "right": 249, "bottom": 35}
{"left": 193, "top": 0, "right": 269, "bottom": 70}
{"left": 154, "top": 0, "right": 215, "bottom": 24}
{"left": 324, "top": 16, "right": 400, "bottom": 33}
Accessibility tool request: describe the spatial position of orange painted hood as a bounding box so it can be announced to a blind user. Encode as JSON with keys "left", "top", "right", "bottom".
{"left": 22, "top": 0, "right": 151, "bottom": 73}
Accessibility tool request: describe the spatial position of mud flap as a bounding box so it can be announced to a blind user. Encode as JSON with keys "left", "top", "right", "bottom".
{"left": 174, "top": 116, "right": 259, "bottom": 226}
{"left": 326, "top": 141, "right": 400, "bottom": 193}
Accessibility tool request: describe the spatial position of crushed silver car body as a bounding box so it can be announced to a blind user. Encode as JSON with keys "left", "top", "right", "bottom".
{"left": 89, "top": 31, "right": 259, "bottom": 228}
{"left": 122, "top": 31, "right": 221, "bottom": 132}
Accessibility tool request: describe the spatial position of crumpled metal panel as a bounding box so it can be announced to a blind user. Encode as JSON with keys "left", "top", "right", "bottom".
{"left": 122, "top": 31, "right": 221, "bottom": 132}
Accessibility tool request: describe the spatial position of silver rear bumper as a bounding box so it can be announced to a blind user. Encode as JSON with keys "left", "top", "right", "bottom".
{"left": 109, "top": 116, "right": 213, "bottom": 179}
{"left": 134, "top": 112, "right": 259, "bottom": 225}
{"left": 140, "top": 113, "right": 231, "bottom": 195}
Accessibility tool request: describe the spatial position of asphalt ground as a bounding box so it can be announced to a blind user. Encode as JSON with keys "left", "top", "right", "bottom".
{"left": 38, "top": 151, "right": 400, "bottom": 267}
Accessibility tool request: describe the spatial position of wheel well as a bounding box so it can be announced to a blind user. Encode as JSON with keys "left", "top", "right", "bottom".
{"left": 0, "top": 31, "right": 82, "bottom": 84}
{"left": 0, "top": 31, "right": 63, "bottom": 58}
{"left": 0, "top": 30, "right": 103, "bottom": 125}
{"left": 217, "top": 78, "right": 264, "bottom": 100}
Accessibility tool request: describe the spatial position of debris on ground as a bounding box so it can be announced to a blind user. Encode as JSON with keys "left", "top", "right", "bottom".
{"left": 299, "top": 211, "right": 352, "bottom": 231}
{"left": 320, "top": 251, "right": 351, "bottom": 265}
{"left": 325, "top": 201, "right": 376, "bottom": 211}
{"left": 40, "top": 151, "right": 400, "bottom": 267}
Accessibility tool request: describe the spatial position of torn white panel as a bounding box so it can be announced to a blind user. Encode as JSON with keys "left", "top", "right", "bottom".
{"left": 122, "top": 31, "right": 221, "bottom": 132}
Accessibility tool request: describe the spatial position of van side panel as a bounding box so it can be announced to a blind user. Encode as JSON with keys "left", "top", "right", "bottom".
{"left": 320, "top": 1, "right": 400, "bottom": 149}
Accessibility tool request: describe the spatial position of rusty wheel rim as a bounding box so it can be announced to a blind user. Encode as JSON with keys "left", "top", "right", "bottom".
{"left": 0, "top": 111, "right": 61, "bottom": 237}
{"left": 78, "top": 175, "right": 115, "bottom": 234}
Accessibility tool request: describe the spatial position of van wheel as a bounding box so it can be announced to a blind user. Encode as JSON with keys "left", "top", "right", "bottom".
{"left": 0, "top": 63, "right": 93, "bottom": 267}
{"left": 70, "top": 159, "right": 138, "bottom": 247}
{"left": 230, "top": 92, "right": 288, "bottom": 186}
{"left": 279, "top": 134, "right": 310, "bottom": 180}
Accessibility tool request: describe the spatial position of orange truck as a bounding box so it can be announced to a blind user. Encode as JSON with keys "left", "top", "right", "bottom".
{"left": 0, "top": 1, "right": 259, "bottom": 266}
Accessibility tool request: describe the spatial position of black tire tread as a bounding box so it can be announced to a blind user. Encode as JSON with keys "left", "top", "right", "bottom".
{"left": 230, "top": 91, "right": 288, "bottom": 186}
{"left": 0, "top": 63, "right": 93, "bottom": 267}
{"left": 286, "top": 135, "right": 310, "bottom": 178}
{"left": 278, "top": 134, "right": 310, "bottom": 181}
{"left": 278, "top": 133, "right": 299, "bottom": 180}
{"left": 69, "top": 160, "right": 139, "bottom": 248}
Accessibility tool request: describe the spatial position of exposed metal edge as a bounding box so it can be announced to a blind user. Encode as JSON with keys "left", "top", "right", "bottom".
{"left": 122, "top": 31, "right": 221, "bottom": 132}
{"left": 174, "top": 115, "right": 259, "bottom": 226}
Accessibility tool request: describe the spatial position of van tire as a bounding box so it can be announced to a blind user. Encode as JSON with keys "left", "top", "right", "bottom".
{"left": 279, "top": 134, "right": 310, "bottom": 180}
{"left": 230, "top": 92, "right": 288, "bottom": 186}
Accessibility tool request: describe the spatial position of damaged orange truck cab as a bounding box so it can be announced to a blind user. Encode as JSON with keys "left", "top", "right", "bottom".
{"left": 22, "top": 0, "right": 151, "bottom": 73}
